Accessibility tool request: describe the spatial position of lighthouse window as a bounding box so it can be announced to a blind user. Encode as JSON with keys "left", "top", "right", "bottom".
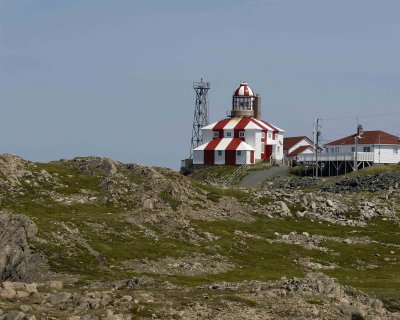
{"left": 237, "top": 151, "right": 242, "bottom": 156}
{"left": 226, "top": 132, "right": 232, "bottom": 137}
{"left": 213, "top": 131, "right": 219, "bottom": 138}
{"left": 217, "top": 151, "right": 222, "bottom": 156}
{"left": 239, "top": 131, "right": 245, "bottom": 138}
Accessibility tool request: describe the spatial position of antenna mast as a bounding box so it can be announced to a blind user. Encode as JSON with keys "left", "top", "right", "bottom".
{"left": 190, "top": 79, "right": 210, "bottom": 158}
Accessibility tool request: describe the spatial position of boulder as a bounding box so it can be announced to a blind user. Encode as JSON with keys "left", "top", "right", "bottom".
{"left": 0, "top": 212, "right": 48, "bottom": 283}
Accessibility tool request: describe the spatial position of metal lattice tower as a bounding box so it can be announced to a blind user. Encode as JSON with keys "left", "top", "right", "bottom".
{"left": 190, "top": 79, "right": 210, "bottom": 158}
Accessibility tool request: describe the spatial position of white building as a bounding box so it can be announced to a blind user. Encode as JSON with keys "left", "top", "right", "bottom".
{"left": 297, "top": 128, "right": 400, "bottom": 174}
{"left": 283, "top": 136, "right": 320, "bottom": 162}
{"left": 323, "top": 129, "right": 400, "bottom": 164}
{"left": 193, "top": 82, "right": 284, "bottom": 166}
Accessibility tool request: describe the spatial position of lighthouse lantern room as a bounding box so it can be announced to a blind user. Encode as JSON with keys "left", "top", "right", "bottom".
{"left": 193, "top": 82, "right": 284, "bottom": 166}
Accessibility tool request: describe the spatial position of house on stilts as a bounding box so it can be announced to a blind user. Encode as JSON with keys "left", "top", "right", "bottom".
{"left": 297, "top": 125, "right": 400, "bottom": 175}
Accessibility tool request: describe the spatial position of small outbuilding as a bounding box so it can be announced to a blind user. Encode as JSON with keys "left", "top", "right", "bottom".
{"left": 283, "top": 136, "right": 320, "bottom": 163}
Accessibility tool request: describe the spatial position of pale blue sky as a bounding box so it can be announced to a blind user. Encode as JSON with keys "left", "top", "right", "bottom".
{"left": 1, "top": 0, "right": 399, "bottom": 168}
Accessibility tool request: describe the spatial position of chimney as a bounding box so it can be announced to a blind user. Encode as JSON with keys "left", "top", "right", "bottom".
{"left": 357, "top": 124, "right": 363, "bottom": 136}
{"left": 253, "top": 94, "right": 261, "bottom": 119}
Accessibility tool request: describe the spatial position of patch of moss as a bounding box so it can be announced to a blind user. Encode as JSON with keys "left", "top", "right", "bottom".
{"left": 191, "top": 180, "right": 251, "bottom": 204}
{"left": 35, "top": 162, "right": 102, "bottom": 195}
{"left": 258, "top": 196, "right": 273, "bottom": 206}
{"left": 287, "top": 203, "right": 306, "bottom": 214}
{"left": 191, "top": 165, "right": 239, "bottom": 182}
{"left": 159, "top": 191, "right": 181, "bottom": 211}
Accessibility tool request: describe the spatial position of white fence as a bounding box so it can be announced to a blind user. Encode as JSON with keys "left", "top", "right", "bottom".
{"left": 298, "top": 152, "right": 374, "bottom": 163}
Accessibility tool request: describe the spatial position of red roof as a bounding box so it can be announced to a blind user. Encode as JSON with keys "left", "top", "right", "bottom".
{"left": 283, "top": 136, "right": 317, "bottom": 151}
{"left": 234, "top": 82, "right": 254, "bottom": 96}
{"left": 288, "top": 145, "right": 312, "bottom": 156}
{"left": 326, "top": 130, "right": 400, "bottom": 146}
{"left": 283, "top": 136, "right": 307, "bottom": 150}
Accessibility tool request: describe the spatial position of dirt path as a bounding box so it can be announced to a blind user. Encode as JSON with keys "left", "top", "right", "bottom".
{"left": 237, "top": 166, "right": 289, "bottom": 187}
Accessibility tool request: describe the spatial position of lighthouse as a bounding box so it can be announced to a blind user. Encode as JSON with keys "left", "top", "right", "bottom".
{"left": 192, "top": 82, "right": 284, "bottom": 166}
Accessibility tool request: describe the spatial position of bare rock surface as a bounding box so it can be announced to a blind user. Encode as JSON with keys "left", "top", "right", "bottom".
{"left": 0, "top": 211, "right": 48, "bottom": 283}
{"left": 0, "top": 273, "right": 398, "bottom": 319}
{"left": 122, "top": 253, "right": 234, "bottom": 276}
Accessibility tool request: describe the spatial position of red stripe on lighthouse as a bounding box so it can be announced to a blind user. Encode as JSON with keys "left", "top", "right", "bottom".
{"left": 204, "top": 138, "right": 222, "bottom": 150}
{"left": 234, "top": 118, "right": 252, "bottom": 130}
{"left": 226, "top": 138, "right": 242, "bottom": 150}
{"left": 213, "top": 118, "right": 231, "bottom": 130}
{"left": 233, "top": 118, "right": 251, "bottom": 138}
{"left": 213, "top": 118, "right": 231, "bottom": 139}
{"left": 250, "top": 118, "right": 268, "bottom": 130}
{"left": 259, "top": 120, "right": 279, "bottom": 131}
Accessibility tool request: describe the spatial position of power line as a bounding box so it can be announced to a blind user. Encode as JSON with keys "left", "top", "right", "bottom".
{"left": 320, "top": 111, "right": 400, "bottom": 121}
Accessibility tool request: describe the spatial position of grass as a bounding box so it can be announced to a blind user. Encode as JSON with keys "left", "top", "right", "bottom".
{"left": 159, "top": 191, "right": 181, "bottom": 211}
{"left": 1, "top": 158, "right": 400, "bottom": 311}
{"left": 190, "top": 214, "right": 400, "bottom": 310}
{"left": 35, "top": 161, "right": 102, "bottom": 194}
{"left": 191, "top": 165, "right": 239, "bottom": 182}
{"left": 191, "top": 179, "right": 251, "bottom": 203}
{"left": 349, "top": 164, "right": 400, "bottom": 176}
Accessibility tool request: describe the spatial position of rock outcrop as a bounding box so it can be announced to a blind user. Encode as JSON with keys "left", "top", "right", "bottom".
{"left": 0, "top": 211, "right": 47, "bottom": 283}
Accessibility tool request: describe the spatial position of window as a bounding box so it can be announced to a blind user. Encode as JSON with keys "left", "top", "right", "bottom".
{"left": 326, "top": 149, "right": 329, "bottom": 153}
{"left": 394, "top": 147, "right": 399, "bottom": 154}
{"left": 226, "top": 132, "right": 232, "bottom": 137}
{"left": 239, "top": 131, "right": 245, "bottom": 138}
{"left": 331, "top": 148, "right": 334, "bottom": 153}
{"left": 363, "top": 146, "right": 371, "bottom": 152}
{"left": 217, "top": 151, "right": 222, "bottom": 156}
{"left": 277, "top": 146, "right": 281, "bottom": 153}
{"left": 213, "top": 131, "right": 219, "bottom": 138}
{"left": 351, "top": 147, "right": 355, "bottom": 152}
{"left": 268, "top": 133, "right": 272, "bottom": 139}
{"left": 237, "top": 151, "right": 242, "bottom": 156}
{"left": 335, "top": 147, "right": 339, "bottom": 153}
{"left": 261, "top": 132, "right": 265, "bottom": 138}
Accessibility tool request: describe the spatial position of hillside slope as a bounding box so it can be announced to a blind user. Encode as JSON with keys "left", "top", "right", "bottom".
{"left": 0, "top": 154, "right": 399, "bottom": 319}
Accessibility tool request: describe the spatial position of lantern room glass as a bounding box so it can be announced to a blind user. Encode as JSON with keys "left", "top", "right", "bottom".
{"left": 232, "top": 96, "right": 254, "bottom": 111}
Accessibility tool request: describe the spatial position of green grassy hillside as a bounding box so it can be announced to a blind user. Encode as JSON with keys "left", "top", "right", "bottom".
{"left": 1, "top": 155, "right": 399, "bottom": 318}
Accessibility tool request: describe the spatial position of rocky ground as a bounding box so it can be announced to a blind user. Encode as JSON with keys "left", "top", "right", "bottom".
{"left": 0, "top": 154, "right": 400, "bottom": 319}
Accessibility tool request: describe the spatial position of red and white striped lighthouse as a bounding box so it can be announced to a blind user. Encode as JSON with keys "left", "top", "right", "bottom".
{"left": 193, "top": 82, "right": 284, "bottom": 166}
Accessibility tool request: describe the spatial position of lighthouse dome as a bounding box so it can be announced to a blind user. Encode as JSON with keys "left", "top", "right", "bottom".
{"left": 234, "top": 82, "right": 254, "bottom": 97}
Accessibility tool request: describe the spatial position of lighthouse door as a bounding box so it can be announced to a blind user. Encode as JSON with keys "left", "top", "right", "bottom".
{"left": 225, "top": 150, "right": 236, "bottom": 165}
{"left": 204, "top": 151, "right": 214, "bottom": 165}
{"left": 265, "top": 145, "right": 273, "bottom": 158}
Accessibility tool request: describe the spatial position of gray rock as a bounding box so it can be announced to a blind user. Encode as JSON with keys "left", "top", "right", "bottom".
{"left": 3, "top": 311, "right": 26, "bottom": 320}
{"left": 50, "top": 292, "right": 72, "bottom": 305}
{"left": 0, "top": 211, "right": 48, "bottom": 283}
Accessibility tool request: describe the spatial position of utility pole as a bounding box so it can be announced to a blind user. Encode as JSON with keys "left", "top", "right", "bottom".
{"left": 353, "top": 136, "right": 358, "bottom": 171}
{"left": 313, "top": 118, "right": 321, "bottom": 177}
{"left": 353, "top": 124, "right": 363, "bottom": 171}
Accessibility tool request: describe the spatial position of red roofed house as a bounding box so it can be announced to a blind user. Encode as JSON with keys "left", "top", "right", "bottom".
{"left": 283, "top": 136, "right": 320, "bottom": 163}
{"left": 193, "top": 82, "right": 284, "bottom": 166}
{"left": 297, "top": 126, "right": 400, "bottom": 175}
{"left": 323, "top": 127, "right": 400, "bottom": 164}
